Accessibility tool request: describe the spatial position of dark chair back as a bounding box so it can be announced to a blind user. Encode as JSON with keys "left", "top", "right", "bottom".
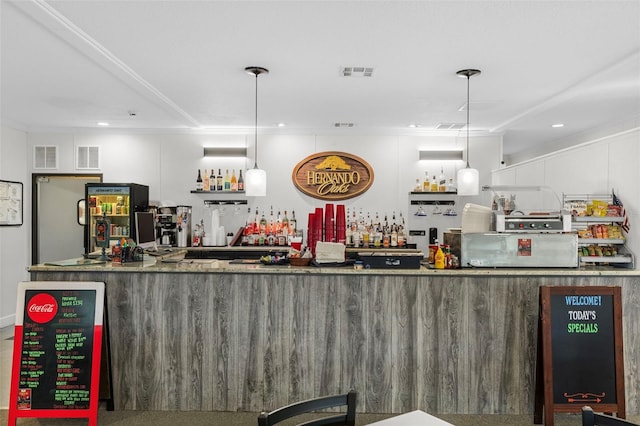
{"left": 582, "top": 406, "right": 639, "bottom": 426}
{"left": 257, "top": 390, "right": 357, "bottom": 426}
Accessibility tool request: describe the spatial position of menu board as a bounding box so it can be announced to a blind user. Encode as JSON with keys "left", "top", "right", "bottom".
{"left": 8, "top": 282, "right": 104, "bottom": 426}
{"left": 534, "top": 286, "right": 625, "bottom": 426}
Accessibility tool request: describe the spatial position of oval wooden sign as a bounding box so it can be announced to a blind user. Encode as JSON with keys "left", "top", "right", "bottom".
{"left": 291, "top": 151, "right": 375, "bottom": 200}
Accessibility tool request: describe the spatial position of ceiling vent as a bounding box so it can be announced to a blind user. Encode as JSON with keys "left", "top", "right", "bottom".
{"left": 33, "top": 146, "right": 58, "bottom": 169}
{"left": 435, "top": 123, "right": 466, "bottom": 130}
{"left": 334, "top": 122, "right": 355, "bottom": 128}
{"left": 340, "top": 67, "right": 374, "bottom": 77}
{"left": 76, "top": 145, "right": 100, "bottom": 169}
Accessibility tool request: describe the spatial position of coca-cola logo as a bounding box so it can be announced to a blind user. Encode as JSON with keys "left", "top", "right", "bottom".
{"left": 27, "top": 293, "right": 58, "bottom": 324}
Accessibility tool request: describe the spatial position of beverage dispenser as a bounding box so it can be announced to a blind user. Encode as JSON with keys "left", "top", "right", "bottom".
{"left": 176, "top": 205, "right": 192, "bottom": 247}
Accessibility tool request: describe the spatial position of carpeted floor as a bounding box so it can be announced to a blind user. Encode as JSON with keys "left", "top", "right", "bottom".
{"left": 3, "top": 408, "right": 633, "bottom": 425}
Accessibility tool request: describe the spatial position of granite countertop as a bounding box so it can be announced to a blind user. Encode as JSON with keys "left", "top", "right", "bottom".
{"left": 28, "top": 253, "right": 640, "bottom": 276}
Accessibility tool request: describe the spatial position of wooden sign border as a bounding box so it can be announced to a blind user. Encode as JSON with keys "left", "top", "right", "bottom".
{"left": 534, "top": 285, "right": 625, "bottom": 426}
{"left": 7, "top": 281, "right": 105, "bottom": 426}
{"left": 291, "top": 151, "right": 375, "bottom": 201}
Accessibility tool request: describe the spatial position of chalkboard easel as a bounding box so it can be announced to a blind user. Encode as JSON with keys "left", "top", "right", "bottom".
{"left": 534, "top": 286, "right": 625, "bottom": 426}
{"left": 7, "top": 282, "right": 105, "bottom": 426}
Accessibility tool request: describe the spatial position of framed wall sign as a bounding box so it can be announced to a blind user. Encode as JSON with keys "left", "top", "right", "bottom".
{"left": 291, "top": 151, "right": 374, "bottom": 201}
{"left": 0, "top": 179, "right": 23, "bottom": 226}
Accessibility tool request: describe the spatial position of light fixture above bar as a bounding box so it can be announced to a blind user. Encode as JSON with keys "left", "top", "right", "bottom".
{"left": 203, "top": 147, "right": 247, "bottom": 158}
{"left": 418, "top": 150, "right": 463, "bottom": 161}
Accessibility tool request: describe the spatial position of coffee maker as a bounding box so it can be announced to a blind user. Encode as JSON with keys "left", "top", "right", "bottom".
{"left": 156, "top": 205, "right": 177, "bottom": 247}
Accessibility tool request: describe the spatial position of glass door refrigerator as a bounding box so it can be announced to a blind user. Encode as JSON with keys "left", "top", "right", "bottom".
{"left": 85, "top": 183, "right": 149, "bottom": 256}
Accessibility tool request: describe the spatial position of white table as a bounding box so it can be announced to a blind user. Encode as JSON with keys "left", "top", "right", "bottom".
{"left": 366, "top": 410, "right": 455, "bottom": 426}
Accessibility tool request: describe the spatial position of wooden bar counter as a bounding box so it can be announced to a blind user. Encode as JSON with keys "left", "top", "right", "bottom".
{"left": 28, "top": 258, "right": 640, "bottom": 415}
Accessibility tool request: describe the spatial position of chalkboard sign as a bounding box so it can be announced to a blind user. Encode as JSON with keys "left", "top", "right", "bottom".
{"left": 8, "top": 282, "right": 105, "bottom": 426}
{"left": 534, "top": 286, "right": 625, "bottom": 426}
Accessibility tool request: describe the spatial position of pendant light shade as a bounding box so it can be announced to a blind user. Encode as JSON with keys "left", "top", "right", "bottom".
{"left": 245, "top": 168, "right": 267, "bottom": 197}
{"left": 244, "top": 66, "right": 269, "bottom": 197}
{"left": 456, "top": 68, "right": 481, "bottom": 196}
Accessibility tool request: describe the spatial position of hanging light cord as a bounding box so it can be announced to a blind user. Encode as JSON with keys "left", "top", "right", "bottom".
{"left": 253, "top": 72, "right": 259, "bottom": 169}
{"left": 465, "top": 74, "right": 470, "bottom": 168}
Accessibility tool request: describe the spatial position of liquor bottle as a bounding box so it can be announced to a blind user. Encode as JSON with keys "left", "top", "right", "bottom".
{"left": 238, "top": 170, "right": 244, "bottom": 191}
{"left": 430, "top": 175, "right": 438, "bottom": 192}
{"left": 259, "top": 211, "right": 267, "bottom": 234}
{"left": 447, "top": 178, "right": 456, "bottom": 193}
{"left": 290, "top": 210, "right": 297, "bottom": 235}
{"left": 438, "top": 167, "right": 446, "bottom": 192}
{"left": 210, "top": 169, "right": 216, "bottom": 191}
{"left": 216, "top": 169, "right": 223, "bottom": 191}
{"left": 231, "top": 169, "right": 238, "bottom": 191}
{"left": 203, "top": 169, "right": 210, "bottom": 192}
{"left": 414, "top": 178, "right": 422, "bottom": 192}
{"left": 423, "top": 172, "right": 430, "bottom": 192}
{"left": 224, "top": 169, "right": 231, "bottom": 191}
{"left": 196, "top": 169, "right": 203, "bottom": 191}
{"left": 282, "top": 211, "right": 290, "bottom": 235}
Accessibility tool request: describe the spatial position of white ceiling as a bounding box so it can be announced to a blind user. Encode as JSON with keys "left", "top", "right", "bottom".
{"left": 2, "top": 0, "right": 639, "bottom": 163}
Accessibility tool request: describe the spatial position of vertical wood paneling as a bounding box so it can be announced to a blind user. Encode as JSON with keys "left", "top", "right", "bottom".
{"left": 105, "top": 272, "right": 138, "bottom": 410}
{"left": 184, "top": 274, "right": 215, "bottom": 410}
{"left": 314, "top": 275, "right": 342, "bottom": 397}
{"left": 263, "top": 275, "right": 291, "bottom": 410}
{"left": 29, "top": 271, "right": 640, "bottom": 415}
{"left": 135, "top": 274, "right": 164, "bottom": 410}
{"left": 235, "top": 277, "right": 266, "bottom": 411}
{"left": 365, "top": 275, "right": 393, "bottom": 413}
{"left": 211, "top": 273, "right": 236, "bottom": 411}
{"left": 622, "top": 278, "right": 640, "bottom": 412}
{"left": 390, "top": 276, "right": 418, "bottom": 413}
{"left": 341, "top": 275, "right": 366, "bottom": 399}
{"left": 288, "top": 276, "right": 316, "bottom": 404}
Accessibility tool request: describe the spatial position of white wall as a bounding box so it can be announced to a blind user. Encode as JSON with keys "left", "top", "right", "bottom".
{"left": 0, "top": 126, "right": 29, "bottom": 328}
{"left": 0, "top": 126, "right": 503, "bottom": 326}
{"left": 493, "top": 127, "right": 640, "bottom": 264}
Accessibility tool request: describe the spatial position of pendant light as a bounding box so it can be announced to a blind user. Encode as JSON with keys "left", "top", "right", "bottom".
{"left": 456, "top": 69, "right": 481, "bottom": 196}
{"left": 244, "top": 66, "right": 269, "bottom": 197}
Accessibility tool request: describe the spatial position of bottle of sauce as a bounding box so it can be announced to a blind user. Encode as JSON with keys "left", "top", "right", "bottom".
{"left": 434, "top": 242, "right": 445, "bottom": 269}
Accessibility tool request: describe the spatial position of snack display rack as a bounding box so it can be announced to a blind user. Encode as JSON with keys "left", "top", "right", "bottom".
{"left": 563, "top": 193, "right": 634, "bottom": 268}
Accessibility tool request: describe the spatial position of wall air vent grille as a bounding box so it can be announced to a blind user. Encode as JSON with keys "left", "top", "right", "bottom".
{"left": 33, "top": 145, "right": 58, "bottom": 169}
{"left": 76, "top": 146, "right": 100, "bottom": 169}
{"left": 340, "top": 67, "right": 374, "bottom": 77}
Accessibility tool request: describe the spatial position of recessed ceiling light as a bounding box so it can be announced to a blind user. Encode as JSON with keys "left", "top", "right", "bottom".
{"left": 97, "top": 122, "right": 110, "bottom": 126}
{"left": 408, "top": 124, "right": 420, "bottom": 128}
{"left": 277, "top": 122, "right": 286, "bottom": 127}
{"left": 551, "top": 123, "right": 565, "bottom": 128}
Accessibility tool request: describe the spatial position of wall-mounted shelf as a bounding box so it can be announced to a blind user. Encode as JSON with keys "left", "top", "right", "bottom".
{"left": 191, "top": 190, "right": 245, "bottom": 194}
{"left": 204, "top": 200, "right": 248, "bottom": 206}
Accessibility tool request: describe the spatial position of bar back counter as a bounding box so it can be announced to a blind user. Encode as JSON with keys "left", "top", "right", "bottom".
{"left": 29, "top": 260, "right": 640, "bottom": 415}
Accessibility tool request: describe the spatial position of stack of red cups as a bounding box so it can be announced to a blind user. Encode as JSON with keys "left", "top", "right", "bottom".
{"left": 325, "top": 203, "right": 335, "bottom": 243}
{"left": 335, "top": 204, "right": 346, "bottom": 244}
